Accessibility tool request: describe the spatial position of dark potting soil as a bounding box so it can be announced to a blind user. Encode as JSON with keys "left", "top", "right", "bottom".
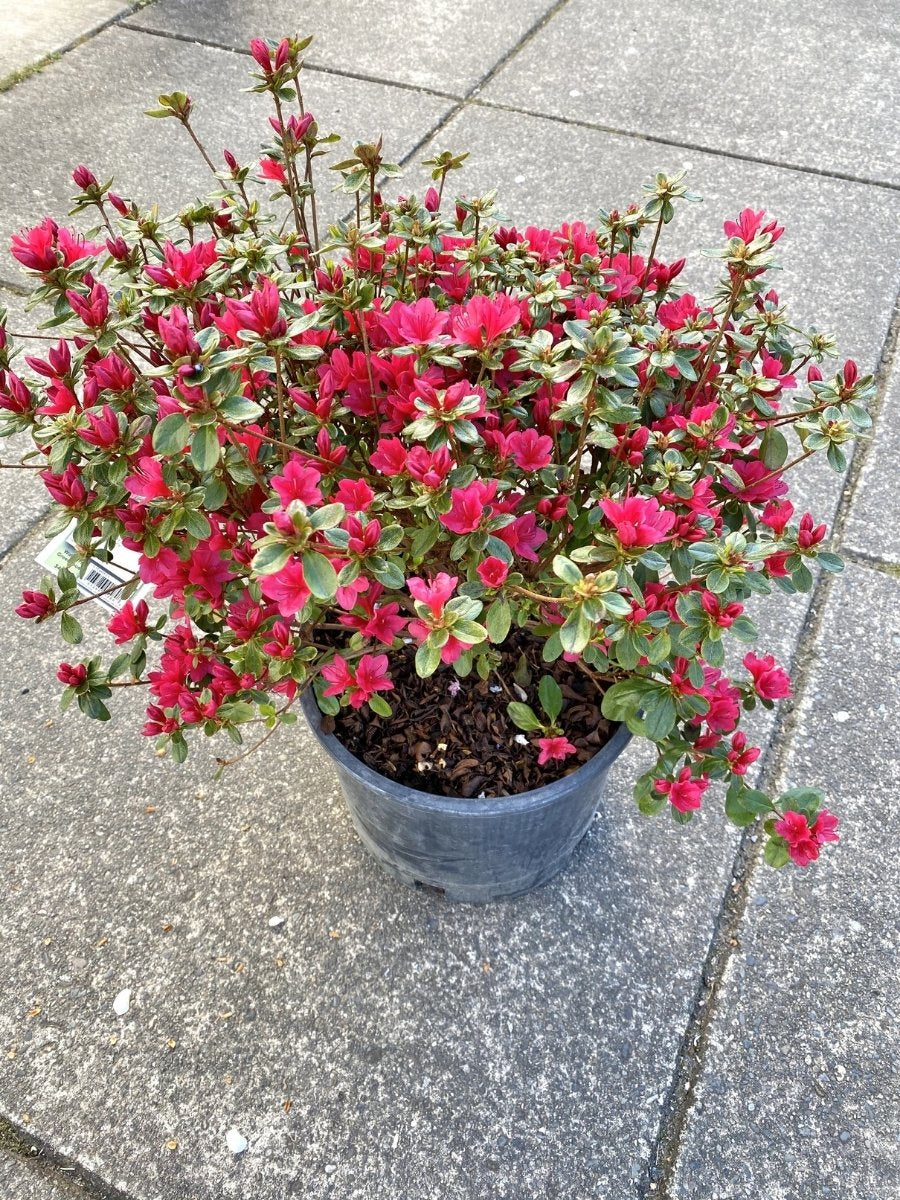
{"left": 324, "top": 630, "right": 614, "bottom": 798}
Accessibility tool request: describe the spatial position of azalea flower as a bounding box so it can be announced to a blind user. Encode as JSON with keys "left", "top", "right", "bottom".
{"left": 743, "top": 652, "right": 792, "bottom": 700}
{"left": 599, "top": 495, "right": 676, "bottom": 549}
{"left": 774, "top": 809, "right": 839, "bottom": 867}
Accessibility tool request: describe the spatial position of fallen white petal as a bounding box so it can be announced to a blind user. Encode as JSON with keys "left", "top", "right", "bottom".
{"left": 226, "top": 1128, "right": 248, "bottom": 1155}
{"left": 112, "top": 988, "right": 131, "bottom": 1016}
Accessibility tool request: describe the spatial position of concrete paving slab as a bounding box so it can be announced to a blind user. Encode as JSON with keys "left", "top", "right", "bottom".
{"left": 478, "top": 0, "right": 900, "bottom": 186}
{"left": 843, "top": 355, "right": 900, "bottom": 564}
{"left": 0, "top": 25, "right": 455, "bottom": 288}
{"left": 0, "top": 523, "right": 742, "bottom": 1200}
{"left": 0, "top": 0, "right": 131, "bottom": 86}
{"left": 0, "top": 288, "right": 51, "bottom": 559}
{"left": 128, "top": 0, "right": 556, "bottom": 95}
{"left": 673, "top": 563, "right": 900, "bottom": 1200}
{"left": 0, "top": 1149, "right": 85, "bottom": 1199}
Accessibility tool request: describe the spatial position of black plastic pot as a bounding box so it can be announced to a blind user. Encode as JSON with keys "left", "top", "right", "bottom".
{"left": 301, "top": 689, "right": 632, "bottom": 902}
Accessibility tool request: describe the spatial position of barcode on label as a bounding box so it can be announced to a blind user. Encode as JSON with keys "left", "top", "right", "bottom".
{"left": 77, "top": 562, "right": 130, "bottom": 611}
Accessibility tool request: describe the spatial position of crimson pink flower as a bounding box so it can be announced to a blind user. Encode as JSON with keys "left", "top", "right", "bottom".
{"left": 451, "top": 293, "right": 522, "bottom": 348}
{"left": 508, "top": 428, "right": 553, "bottom": 472}
{"left": 11, "top": 219, "right": 58, "bottom": 272}
{"left": 369, "top": 438, "right": 407, "bottom": 476}
{"left": 725, "top": 460, "right": 789, "bottom": 504}
{"left": 407, "top": 445, "right": 453, "bottom": 488}
{"left": 477, "top": 557, "right": 509, "bottom": 588}
{"left": 760, "top": 499, "right": 794, "bottom": 534}
{"left": 271, "top": 457, "right": 323, "bottom": 508}
{"left": 321, "top": 653, "right": 393, "bottom": 708}
{"left": 262, "top": 620, "right": 295, "bottom": 659}
{"left": 495, "top": 512, "right": 547, "bottom": 562}
{"left": 743, "top": 652, "right": 791, "bottom": 700}
{"left": 334, "top": 478, "right": 374, "bottom": 513}
{"left": 259, "top": 157, "right": 287, "bottom": 185}
{"left": 723, "top": 208, "right": 784, "bottom": 244}
{"left": 408, "top": 573, "right": 457, "bottom": 617}
{"left": 124, "top": 457, "right": 172, "bottom": 502}
{"left": 383, "top": 297, "right": 449, "bottom": 345}
{"left": 145, "top": 239, "right": 218, "bottom": 289}
{"left": 654, "top": 766, "right": 709, "bottom": 813}
{"left": 536, "top": 736, "right": 577, "bottom": 766}
{"left": 774, "top": 809, "right": 839, "bottom": 867}
{"left": 259, "top": 559, "right": 310, "bottom": 618}
{"left": 440, "top": 480, "right": 497, "bottom": 535}
{"left": 599, "top": 495, "right": 676, "bottom": 549}
{"left": 107, "top": 599, "right": 150, "bottom": 645}
{"left": 223, "top": 277, "right": 286, "bottom": 339}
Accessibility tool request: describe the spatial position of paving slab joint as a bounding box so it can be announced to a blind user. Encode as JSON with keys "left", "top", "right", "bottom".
{"left": 0, "top": 1114, "right": 132, "bottom": 1200}
{"left": 0, "top": 0, "right": 158, "bottom": 95}
{"left": 642, "top": 281, "right": 900, "bottom": 1198}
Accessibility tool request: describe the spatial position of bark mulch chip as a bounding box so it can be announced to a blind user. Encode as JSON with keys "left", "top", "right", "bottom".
{"left": 324, "top": 631, "right": 614, "bottom": 799}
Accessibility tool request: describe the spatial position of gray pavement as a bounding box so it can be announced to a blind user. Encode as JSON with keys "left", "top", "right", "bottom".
{"left": 0, "top": 4, "right": 897, "bottom": 1199}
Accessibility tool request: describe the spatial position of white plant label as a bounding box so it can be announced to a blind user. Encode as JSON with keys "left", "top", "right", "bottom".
{"left": 35, "top": 520, "right": 152, "bottom": 613}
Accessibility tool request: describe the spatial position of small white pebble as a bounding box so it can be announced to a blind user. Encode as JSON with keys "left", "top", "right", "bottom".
{"left": 489, "top": 685, "right": 502, "bottom": 694}
{"left": 514, "top": 734, "right": 528, "bottom": 746}
{"left": 112, "top": 988, "right": 131, "bottom": 1017}
{"left": 268, "top": 915, "right": 286, "bottom": 928}
{"left": 833, "top": 710, "right": 850, "bottom": 723}
{"left": 226, "top": 1128, "right": 248, "bottom": 1155}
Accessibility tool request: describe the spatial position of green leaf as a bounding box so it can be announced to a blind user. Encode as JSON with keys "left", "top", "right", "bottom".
{"left": 252, "top": 542, "right": 293, "bottom": 576}
{"left": 301, "top": 551, "right": 337, "bottom": 600}
{"left": 537, "top": 675, "right": 563, "bottom": 723}
{"left": 778, "top": 785, "right": 824, "bottom": 818}
{"left": 552, "top": 555, "right": 581, "bottom": 584}
{"left": 764, "top": 835, "right": 790, "bottom": 868}
{"left": 190, "top": 425, "right": 220, "bottom": 473}
{"left": 415, "top": 641, "right": 443, "bottom": 678}
{"left": 485, "top": 597, "right": 511, "bottom": 644}
{"left": 601, "top": 678, "right": 652, "bottom": 723}
{"left": 308, "top": 503, "right": 346, "bottom": 530}
{"left": 60, "top": 612, "right": 83, "bottom": 645}
{"left": 368, "top": 695, "right": 392, "bottom": 718}
{"left": 725, "top": 781, "right": 772, "bottom": 827}
{"left": 507, "top": 701, "right": 542, "bottom": 732}
{"left": 152, "top": 412, "right": 190, "bottom": 455}
{"left": 558, "top": 606, "right": 592, "bottom": 654}
{"left": 219, "top": 394, "right": 264, "bottom": 422}
{"left": 181, "top": 508, "right": 212, "bottom": 540}
{"left": 637, "top": 691, "right": 676, "bottom": 741}
{"left": 759, "top": 425, "right": 789, "bottom": 470}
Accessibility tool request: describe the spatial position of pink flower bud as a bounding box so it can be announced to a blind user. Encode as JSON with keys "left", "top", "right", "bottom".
{"left": 424, "top": 186, "right": 440, "bottom": 212}
{"left": 249, "top": 38, "right": 272, "bottom": 72}
{"left": 57, "top": 662, "right": 88, "bottom": 687}
{"left": 16, "top": 590, "right": 55, "bottom": 620}
{"left": 72, "top": 164, "right": 98, "bottom": 190}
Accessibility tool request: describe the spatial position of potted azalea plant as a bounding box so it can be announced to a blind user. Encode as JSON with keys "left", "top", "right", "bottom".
{"left": 0, "top": 35, "right": 867, "bottom": 900}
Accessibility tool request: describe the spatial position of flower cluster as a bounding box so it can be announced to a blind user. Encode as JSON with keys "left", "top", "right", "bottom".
{"left": 0, "top": 35, "right": 869, "bottom": 867}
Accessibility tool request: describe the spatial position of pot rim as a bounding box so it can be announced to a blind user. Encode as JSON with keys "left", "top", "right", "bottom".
{"left": 300, "top": 687, "right": 632, "bottom": 816}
